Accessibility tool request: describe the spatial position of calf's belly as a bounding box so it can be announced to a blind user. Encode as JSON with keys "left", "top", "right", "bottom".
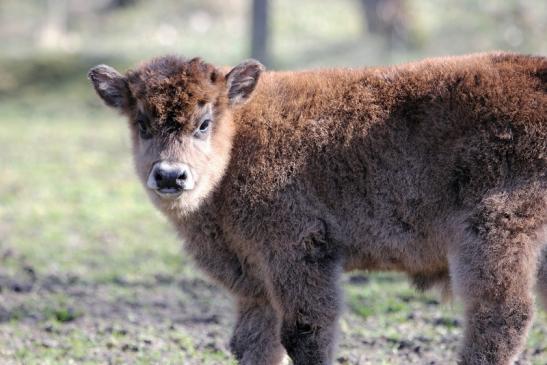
{"left": 341, "top": 235, "right": 450, "bottom": 280}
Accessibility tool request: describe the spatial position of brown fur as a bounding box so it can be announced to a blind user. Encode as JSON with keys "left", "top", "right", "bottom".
{"left": 89, "top": 52, "right": 547, "bottom": 365}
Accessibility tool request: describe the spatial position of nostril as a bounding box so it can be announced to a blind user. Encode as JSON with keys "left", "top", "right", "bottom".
{"left": 150, "top": 163, "right": 191, "bottom": 192}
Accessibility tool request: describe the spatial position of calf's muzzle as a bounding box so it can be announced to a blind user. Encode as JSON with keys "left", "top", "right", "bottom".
{"left": 147, "top": 161, "right": 195, "bottom": 198}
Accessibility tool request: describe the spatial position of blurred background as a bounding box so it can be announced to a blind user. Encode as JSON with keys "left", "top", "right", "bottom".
{"left": 0, "top": 1, "right": 546, "bottom": 364}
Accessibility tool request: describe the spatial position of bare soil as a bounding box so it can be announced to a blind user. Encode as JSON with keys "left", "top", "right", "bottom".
{"left": 1, "top": 262, "right": 546, "bottom": 365}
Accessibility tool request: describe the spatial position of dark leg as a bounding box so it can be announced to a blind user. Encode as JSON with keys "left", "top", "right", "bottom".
{"left": 451, "top": 192, "right": 545, "bottom": 365}
{"left": 184, "top": 226, "right": 285, "bottom": 364}
{"left": 266, "top": 235, "right": 342, "bottom": 365}
{"left": 229, "top": 297, "right": 285, "bottom": 365}
{"left": 537, "top": 246, "right": 547, "bottom": 311}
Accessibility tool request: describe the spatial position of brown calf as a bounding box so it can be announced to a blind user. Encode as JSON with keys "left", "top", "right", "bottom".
{"left": 89, "top": 52, "right": 547, "bottom": 365}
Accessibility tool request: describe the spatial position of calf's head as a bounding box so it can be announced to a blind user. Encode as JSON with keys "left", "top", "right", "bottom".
{"left": 88, "top": 56, "right": 264, "bottom": 214}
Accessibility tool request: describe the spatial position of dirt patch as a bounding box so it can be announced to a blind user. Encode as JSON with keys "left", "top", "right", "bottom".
{"left": 0, "top": 265, "right": 545, "bottom": 364}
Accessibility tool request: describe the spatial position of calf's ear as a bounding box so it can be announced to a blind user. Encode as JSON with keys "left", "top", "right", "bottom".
{"left": 88, "top": 65, "right": 130, "bottom": 109}
{"left": 225, "top": 59, "right": 265, "bottom": 106}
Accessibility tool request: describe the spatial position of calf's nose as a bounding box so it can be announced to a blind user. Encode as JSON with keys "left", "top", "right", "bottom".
{"left": 155, "top": 168, "right": 186, "bottom": 190}
{"left": 147, "top": 161, "right": 194, "bottom": 192}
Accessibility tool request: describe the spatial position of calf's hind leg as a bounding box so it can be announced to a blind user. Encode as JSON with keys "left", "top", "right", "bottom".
{"left": 450, "top": 192, "right": 546, "bottom": 365}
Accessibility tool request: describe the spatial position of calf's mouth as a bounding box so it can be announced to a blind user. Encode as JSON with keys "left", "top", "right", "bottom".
{"left": 146, "top": 160, "right": 196, "bottom": 199}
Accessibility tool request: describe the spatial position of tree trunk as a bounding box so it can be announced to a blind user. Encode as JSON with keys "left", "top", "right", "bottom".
{"left": 251, "top": 0, "right": 270, "bottom": 66}
{"left": 359, "top": 0, "right": 409, "bottom": 49}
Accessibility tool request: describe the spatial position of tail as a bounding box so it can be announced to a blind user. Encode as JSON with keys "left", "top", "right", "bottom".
{"left": 538, "top": 246, "right": 547, "bottom": 311}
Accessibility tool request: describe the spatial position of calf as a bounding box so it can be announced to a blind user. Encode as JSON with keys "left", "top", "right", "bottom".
{"left": 89, "top": 52, "right": 547, "bottom": 365}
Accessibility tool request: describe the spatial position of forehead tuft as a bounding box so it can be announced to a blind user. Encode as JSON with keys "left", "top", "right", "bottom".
{"left": 126, "top": 56, "right": 221, "bottom": 126}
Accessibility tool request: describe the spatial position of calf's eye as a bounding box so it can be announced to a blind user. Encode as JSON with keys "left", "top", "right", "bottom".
{"left": 199, "top": 119, "right": 211, "bottom": 132}
{"left": 138, "top": 120, "right": 153, "bottom": 139}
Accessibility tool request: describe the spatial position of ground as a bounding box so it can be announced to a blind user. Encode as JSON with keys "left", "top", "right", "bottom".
{"left": 0, "top": 88, "right": 546, "bottom": 365}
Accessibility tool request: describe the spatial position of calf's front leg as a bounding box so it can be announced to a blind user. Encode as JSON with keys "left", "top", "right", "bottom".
{"left": 184, "top": 228, "right": 285, "bottom": 364}
{"left": 265, "top": 235, "right": 343, "bottom": 365}
{"left": 230, "top": 296, "right": 286, "bottom": 365}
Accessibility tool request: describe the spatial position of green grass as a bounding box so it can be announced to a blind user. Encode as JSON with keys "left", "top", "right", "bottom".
{"left": 1, "top": 0, "right": 547, "bottom": 359}
{"left": 0, "top": 102, "right": 188, "bottom": 282}
{"left": 0, "top": 98, "right": 239, "bottom": 364}
{"left": 5, "top": 321, "right": 237, "bottom": 365}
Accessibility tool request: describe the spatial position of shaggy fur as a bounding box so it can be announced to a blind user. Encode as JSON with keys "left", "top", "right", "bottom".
{"left": 89, "top": 52, "right": 547, "bottom": 365}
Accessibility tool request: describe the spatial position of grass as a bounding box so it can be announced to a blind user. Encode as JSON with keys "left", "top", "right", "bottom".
{"left": 0, "top": 101, "right": 186, "bottom": 281}
{"left": 0, "top": 98, "right": 240, "bottom": 364}
{"left": 1, "top": 0, "right": 546, "bottom": 360}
